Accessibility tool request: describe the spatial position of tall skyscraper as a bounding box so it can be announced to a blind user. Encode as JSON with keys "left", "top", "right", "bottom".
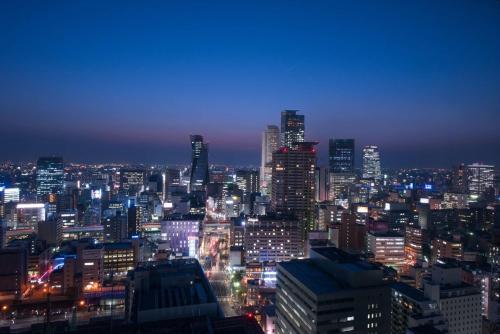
{"left": 189, "top": 135, "right": 209, "bottom": 192}
{"left": 271, "top": 142, "right": 317, "bottom": 231}
{"left": 280, "top": 110, "right": 304, "bottom": 148}
{"left": 260, "top": 125, "right": 280, "bottom": 194}
{"left": 467, "top": 163, "right": 494, "bottom": 197}
{"left": 36, "top": 156, "right": 64, "bottom": 200}
{"left": 329, "top": 139, "right": 355, "bottom": 173}
{"left": 362, "top": 145, "right": 381, "bottom": 180}
{"left": 328, "top": 139, "right": 356, "bottom": 201}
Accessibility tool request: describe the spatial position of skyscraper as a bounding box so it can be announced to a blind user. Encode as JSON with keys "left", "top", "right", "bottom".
{"left": 280, "top": 110, "right": 304, "bottom": 148}
{"left": 467, "top": 163, "right": 494, "bottom": 197}
{"left": 362, "top": 145, "right": 381, "bottom": 180}
{"left": 328, "top": 139, "right": 356, "bottom": 201}
{"left": 271, "top": 142, "right": 317, "bottom": 231}
{"left": 329, "top": 139, "right": 355, "bottom": 173}
{"left": 260, "top": 125, "right": 280, "bottom": 194}
{"left": 36, "top": 156, "right": 64, "bottom": 200}
{"left": 189, "top": 135, "right": 209, "bottom": 192}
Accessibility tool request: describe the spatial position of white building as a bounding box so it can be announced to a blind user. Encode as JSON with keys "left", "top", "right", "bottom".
{"left": 362, "top": 145, "right": 382, "bottom": 180}
{"left": 423, "top": 262, "right": 482, "bottom": 334}
{"left": 467, "top": 163, "right": 494, "bottom": 197}
{"left": 366, "top": 232, "right": 405, "bottom": 271}
{"left": 260, "top": 125, "right": 280, "bottom": 194}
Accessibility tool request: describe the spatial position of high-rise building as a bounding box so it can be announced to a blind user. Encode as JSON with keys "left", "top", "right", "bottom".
{"left": 36, "top": 156, "right": 64, "bottom": 200}
{"left": 260, "top": 125, "right": 280, "bottom": 194}
{"left": 467, "top": 163, "right": 495, "bottom": 197}
{"left": 280, "top": 110, "right": 304, "bottom": 148}
{"left": 363, "top": 145, "right": 381, "bottom": 180}
{"left": 328, "top": 139, "right": 356, "bottom": 201}
{"left": 271, "top": 142, "right": 317, "bottom": 231}
{"left": 451, "top": 163, "right": 469, "bottom": 193}
{"left": 189, "top": 135, "right": 209, "bottom": 192}
{"left": 338, "top": 211, "right": 366, "bottom": 252}
{"left": 367, "top": 232, "right": 405, "bottom": 271}
{"left": 329, "top": 139, "right": 355, "bottom": 173}
{"left": 404, "top": 226, "right": 423, "bottom": 266}
{"left": 391, "top": 282, "right": 446, "bottom": 334}
{"left": 120, "top": 168, "right": 145, "bottom": 194}
{"left": 3, "top": 188, "right": 20, "bottom": 203}
{"left": 276, "top": 247, "right": 391, "bottom": 334}
{"left": 431, "top": 237, "right": 463, "bottom": 263}
{"left": 244, "top": 215, "right": 304, "bottom": 263}
{"left": 423, "top": 261, "right": 482, "bottom": 334}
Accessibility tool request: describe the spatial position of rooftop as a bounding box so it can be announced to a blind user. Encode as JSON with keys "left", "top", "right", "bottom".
{"left": 279, "top": 260, "right": 343, "bottom": 295}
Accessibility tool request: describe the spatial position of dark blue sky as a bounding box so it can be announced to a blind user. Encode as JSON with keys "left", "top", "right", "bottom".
{"left": 1, "top": 0, "right": 499, "bottom": 168}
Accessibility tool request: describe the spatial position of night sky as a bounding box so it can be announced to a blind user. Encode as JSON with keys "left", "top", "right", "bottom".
{"left": 1, "top": 1, "right": 499, "bottom": 168}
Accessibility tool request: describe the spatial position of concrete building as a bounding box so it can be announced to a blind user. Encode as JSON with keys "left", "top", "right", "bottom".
{"left": 367, "top": 232, "right": 405, "bottom": 272}
{"left": 261, "top": 125, "right": 280, "bottom": 194}
{"left": 244, "top": 215, "right": 304, "bottom": 263}
{"left": 125, "top": 259, "right": 222, "bottom": 323}
{"left": 390, "top": 282, "right": 446, "bottom": 334}
{"left": 271, "top": 142, "right": 317, "bottom": 231}
{"left": 423, "top": 261, "right": 482, "bottom": 334}
{"left": 276, "top": 247, "right": 391, "bottom": 334}
{"left": 160, "top": 218, "right": 200, "bottom": 257}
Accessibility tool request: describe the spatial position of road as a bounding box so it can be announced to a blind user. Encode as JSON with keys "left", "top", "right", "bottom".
{"left": 0, "top": 309, "right": 124, "bottom": 331}
{"left": 208, "top": 270, "right": 237, "bottom": 317}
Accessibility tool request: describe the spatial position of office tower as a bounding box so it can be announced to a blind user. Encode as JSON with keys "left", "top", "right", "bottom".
{"left": 235, "top": 170, "right": 260, "bottom": 196}
{"left": 404, "top": 226, "right": 423, "bottom": 266}
{"left": 260, "top": 125, "right": 280, "bottom": 194}
{"left": 271, "top": 142, "right": 317, "bottom": 231}
{"left": 103, "top": 213, "right": 127, "bottom": 242}
{"left": 120, "top": 168, "right": 145, "bottom": 194}
{"left": 315, "top": 166, "right": 329, "bottom": 202}
{"left": 37, "top": 217, "right": 62, "bottom": 246}
{"left": 431, "top": 237, "right": 463, "bottom": 263}
{"left": 189, "top": 135, "right": 209, "bottom": 192}
{"left": 423, "top": 261, "right": 482, "bottom": 334}
{"left": 160, "top": 218, "right": 200, "bottom": 257}
{"left": 16, "top": 203, "right": 46, "bottom": 230}
{"left": 0, "top": 248, "right": 27, "bottom": 297}
{"left": 276, "top": 247, "right": 391, "bottom": 334}
{"left": 338, "top": 211, "right": 366, "bottom": 252}
{"left": 280, "top": 110, "right": 305, "bottom": 148}
{"left": 367, "top": 232, "right": 405, "bottom": 271}
{"left": 362, "top": 145, "right": 381, "bottom": 180}
{"left": 125, "top": 259, "right": 221, "bottom": 323}
{"left": 36, "top": 156, "right": 64, "bottom": 200}
{"left": 3, "top": 188, "right": 20, "bottom": 203}
{"left": 244, "top": 215, "right": 304, "bottom": 263}
{"left": 451, "top": 163, "right": 468, "bottom": 193}
{"left": 329, "top": 139, "right": 355, "bottom": 173}
{"left": 103, "top": 242, "right": 137, "bottom": 281}
{"left": 391, "top": 282, "right": 446, "bottom": 334}
{"left": 467, "top": 163, "right": 495, "bottom": 197}
{"left": 81, "top": 244, "right": 104, "bottom": 290}
{"left": 328, "top": 139, "right": 356, "bottom": 201}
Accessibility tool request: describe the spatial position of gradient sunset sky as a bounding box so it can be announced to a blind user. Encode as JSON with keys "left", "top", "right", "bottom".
{"left": 1, "top": 0, "right": 499, "bottom": 168}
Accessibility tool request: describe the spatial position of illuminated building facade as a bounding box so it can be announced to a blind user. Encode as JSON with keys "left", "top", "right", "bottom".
{"left": 467, "top": 163, "right": 494, "bottom": 197}
{"left": 189, "top": 134, "right": 209, "bottom": 192}
{"left": 367, "top": 232, "right": 405, "bottom": 271}
{"left": 271, "top": 142, "right": 317, "bottom": 231}
{"left": 404, "top": 226, "right": 423, "bottom": 266}
{"left": 362, "top": 145, "right": 381, "bottom": 180}
{"left": 280, "top": 110, "right": 304, "bottom": 149}
{"left": 36, "top": 156, "right": 64, "bottom": 200}
{"left": 103, "top": 242, "right": 137, "bottom": 280}
{"left": 260, "top": 125, "right": 280, "bottom": 194}
{"left": 244, "top": 215, "right": 304, "bottom": 263}
{"left": 119, "top": 168, "right": 145, "bottom": 195}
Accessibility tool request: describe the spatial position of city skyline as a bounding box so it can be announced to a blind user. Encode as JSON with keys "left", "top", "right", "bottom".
{"left": 1, "top": 1, "right": 500, "bottom": 168}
